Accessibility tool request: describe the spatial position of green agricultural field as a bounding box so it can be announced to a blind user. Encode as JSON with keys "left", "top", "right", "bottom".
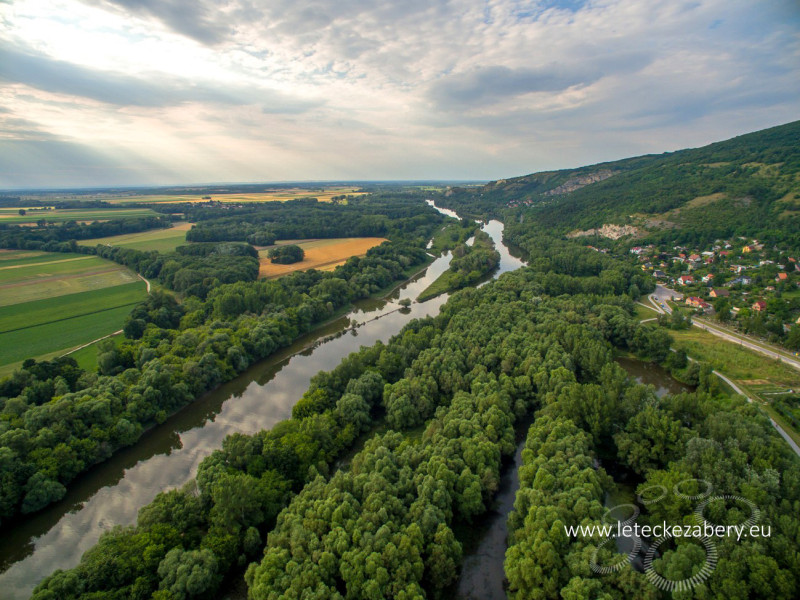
{"left": 0, "top": 282, "right": 145, "bottom": 333}
{"left": 79, "top": 222, "right": 192, "bottom": 252}
{"left": 0, "top": 207, "right": 157, "bottom": 224}
{"left": 0, "top": 250, "right": 147, "bottom": 371}
{"left": 0, "top": 305, "right": 136, "bottom": 371}
{"left": 0, "top": 255, "right": 106, "bottom": 284}
{"left": 0, "top": 255, "right": 139, "bottom": 306}
{"left": 0, "top": 249, "right": 81, "bottom": 268}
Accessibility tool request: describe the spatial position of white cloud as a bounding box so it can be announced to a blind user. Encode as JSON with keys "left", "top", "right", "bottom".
{"left": 0, "top": 0, "right": 798, "bottom": 187}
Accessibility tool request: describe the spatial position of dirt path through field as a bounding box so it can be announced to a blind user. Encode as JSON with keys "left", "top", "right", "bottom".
{"left": 0, "top": 256, "right": 95, "bottom": 271}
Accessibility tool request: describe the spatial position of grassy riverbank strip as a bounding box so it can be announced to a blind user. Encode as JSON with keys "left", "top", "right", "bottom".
{"left": 417, "top": 229, "right": 499, "bottom": 302}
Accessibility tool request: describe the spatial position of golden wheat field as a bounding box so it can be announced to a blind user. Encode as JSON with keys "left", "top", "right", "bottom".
{"left": 101, "top": 187, "right": 366, "bottom": 205}
{"left": 258, "top": 238, "right": 387, "bottom": 279}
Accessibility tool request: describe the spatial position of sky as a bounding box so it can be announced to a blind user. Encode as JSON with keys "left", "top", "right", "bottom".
{"left": 0, "top": 0, "right": 798, "bottom": 189}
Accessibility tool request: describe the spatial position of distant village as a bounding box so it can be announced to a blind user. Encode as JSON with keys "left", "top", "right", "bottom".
{"left": 590, "top": 238, "right": 800, "bottom": 349}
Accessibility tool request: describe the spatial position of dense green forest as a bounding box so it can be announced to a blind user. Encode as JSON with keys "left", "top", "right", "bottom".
{"left": 267, "top": 244, "right": 304, "bottom": 264}
{"left": 0, "top": 196, "right": 442, "bottom": 522}
{"left": 0, "top": 215, "right": 174, "bottom": 245}
{"left": 440, "top": 120, "right": 800, "bottom": 250}
{"left": 183, "top": 196, "right": 439, "bottom": 246}
{"left": 29, "top": 232, "right": 800, "bottom": 599}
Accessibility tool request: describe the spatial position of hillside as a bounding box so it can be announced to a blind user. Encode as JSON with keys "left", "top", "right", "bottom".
{"left": 444, "top": 120, "right": 800, "bottom": 247}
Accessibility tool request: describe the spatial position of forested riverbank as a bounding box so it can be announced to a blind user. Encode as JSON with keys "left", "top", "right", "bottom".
{"left": 0, "top": 198, "right": 480, "bottom": 597}
{"left": 7, "top": 191, "right": 800, "bottom": 600}
{"left": 0, "top": 198, "right": 443, "bottom": 525}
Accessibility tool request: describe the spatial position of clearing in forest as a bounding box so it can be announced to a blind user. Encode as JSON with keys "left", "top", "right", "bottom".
{"left": 79, "top": 222, "right": 193, "bottom": 252}
{"left": 258, "top": 238, "right": 387, "bottom": 279}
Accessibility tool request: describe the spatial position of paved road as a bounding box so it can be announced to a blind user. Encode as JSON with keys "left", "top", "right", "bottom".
{"left": 651, "top": 284, "right": 677, "bottom": 313}
{"left": 711, "top": 368, "right": 800, "bottom": 458}
{"left": 650, "top": 285, "right": 800, "bottom": 372}
{"left": 693, "top": 318, "right": 800, "bottom": 371}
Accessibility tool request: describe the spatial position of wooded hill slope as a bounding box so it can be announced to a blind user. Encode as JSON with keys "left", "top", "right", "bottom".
{"left": 445, "top": 120, "right": 800, "bottom": 247}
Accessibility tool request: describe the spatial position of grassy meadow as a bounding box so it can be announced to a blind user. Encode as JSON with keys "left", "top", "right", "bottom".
{"left": 0, "top": 207, "right": 157, "bottom": 224}
{"left": 0, "top": 250, "right": 146, "bottom": 372}
{"left": 669, "top": 325, "right": 800, "bottom": 442}
{"left": 79, "top": 222, "right": 193, "bottom": 252}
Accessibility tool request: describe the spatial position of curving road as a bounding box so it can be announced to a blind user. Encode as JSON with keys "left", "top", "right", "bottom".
{"left": 650, "top": 306, "right": 800, "bottom": 459}
{"left": 710, "top": 367, "right": 800, "bottom": 458}
{"left": 650, "top": 285, "right": 800, "bottom": 372}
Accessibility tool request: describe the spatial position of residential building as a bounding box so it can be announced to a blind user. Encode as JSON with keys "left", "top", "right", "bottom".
{"left": 686, "top": 297, "right": 711, "bottom": 309}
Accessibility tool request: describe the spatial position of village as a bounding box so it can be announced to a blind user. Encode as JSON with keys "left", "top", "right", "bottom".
{"left": 625, "top": 238, "right": 800, "bottom": 350}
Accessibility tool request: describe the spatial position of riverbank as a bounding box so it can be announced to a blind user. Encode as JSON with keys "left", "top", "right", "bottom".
{"left": 417, "top": 230, "right": 500, "bottom": 302}
{"left": 0, "top": 208, "right": 466, "bottom": 599}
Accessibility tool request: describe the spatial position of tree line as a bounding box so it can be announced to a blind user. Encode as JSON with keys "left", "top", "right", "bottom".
{"left": 31, "top": 239, "right": 678, "bottom": 599}
{"left": 417, "top": 229, "right": 501, "bottom": 301}
{"left": 0, "top": 196, "right": 442, "bottom": 524}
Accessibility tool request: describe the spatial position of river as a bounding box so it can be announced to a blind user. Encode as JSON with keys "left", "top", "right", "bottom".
{"left": 0, "top": 203, "right": 523, "bottom": 599}
{"left": 450, "top": 356, "right": 692, "bottom": 598}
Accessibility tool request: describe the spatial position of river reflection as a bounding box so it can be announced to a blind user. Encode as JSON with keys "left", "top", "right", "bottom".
{"left": 0, "top": 260, "right": 453, "bottom": 598}
{"left": 0, "top": 201, "right": 522, "bottom": 599}
{"left": 616, "top": 356, "right": 693, "bottom": 398}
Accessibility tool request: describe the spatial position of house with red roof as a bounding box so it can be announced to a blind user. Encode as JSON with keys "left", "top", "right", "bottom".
{"left": 686, "top": 297, "right": 711, "bottom": 309}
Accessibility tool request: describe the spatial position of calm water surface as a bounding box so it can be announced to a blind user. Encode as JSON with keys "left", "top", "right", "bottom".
{"left": 0, "top": 202, "right": 522, "bottom": 599}
{"left": 450, "top": 358, "right": 691, "bottom": 598}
